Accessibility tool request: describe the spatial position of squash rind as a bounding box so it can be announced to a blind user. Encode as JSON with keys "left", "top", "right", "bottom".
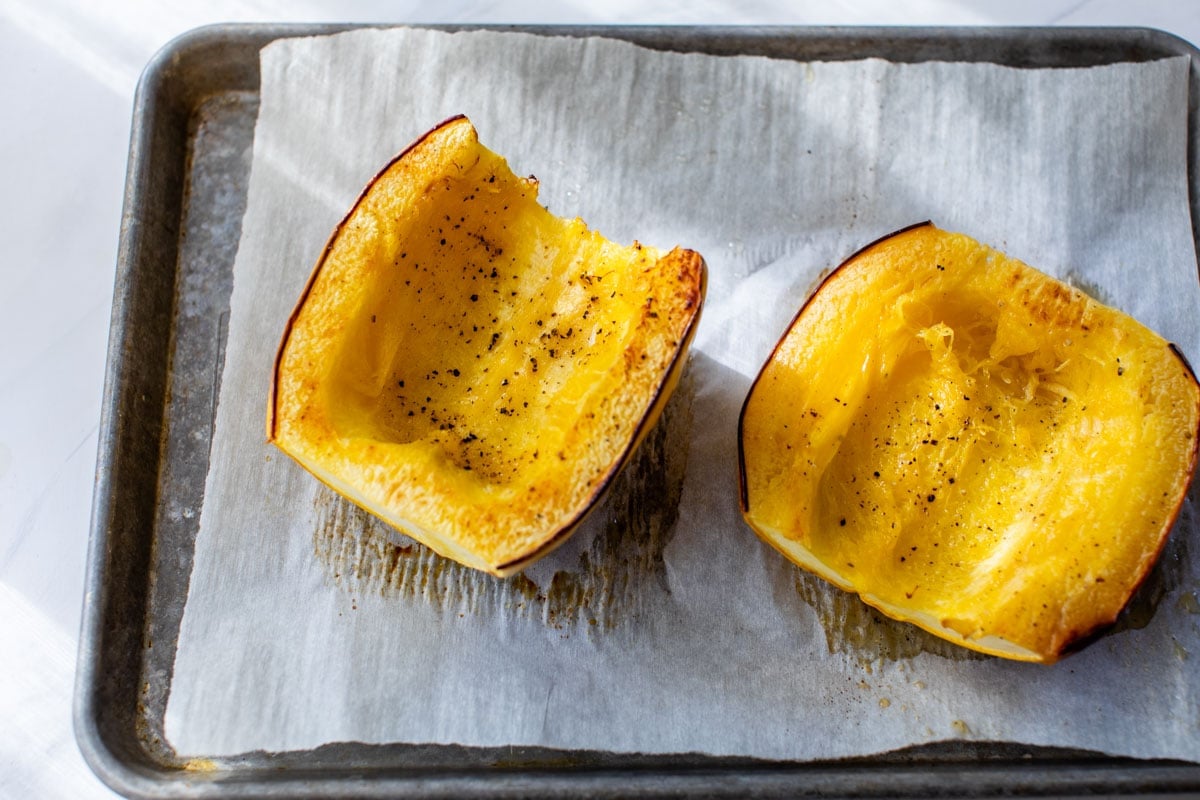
{"left": 739, "top": 223, "right": 1200, "bottom": 663}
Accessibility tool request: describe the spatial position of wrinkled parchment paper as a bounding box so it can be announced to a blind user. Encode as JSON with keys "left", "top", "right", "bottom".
{"left": 165, "top": 27, "right": 1200, "bottom": 760}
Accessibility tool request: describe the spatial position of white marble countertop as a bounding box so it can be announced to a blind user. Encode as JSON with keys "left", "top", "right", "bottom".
{"left": 2, "top": 2, "right": 1197, "bottom": 797}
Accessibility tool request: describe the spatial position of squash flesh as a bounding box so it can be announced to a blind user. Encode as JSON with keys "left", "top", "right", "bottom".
{"left": 739, "top": 224, "right": 1200, "bottom": 662}
{"left": 270, "top": 117, "right": 705, "bottom": 575}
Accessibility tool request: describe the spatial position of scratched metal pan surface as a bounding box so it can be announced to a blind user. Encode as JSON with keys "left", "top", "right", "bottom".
{"left": 76, "top": 23, "right": 1200, "bottom": 799}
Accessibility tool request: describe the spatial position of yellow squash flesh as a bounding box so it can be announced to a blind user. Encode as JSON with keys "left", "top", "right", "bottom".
{"left": 269, "top": 116, "right": 706, "bottom": 576}
{"left": 739, "top": 223, "right": 1200, "bottom": 663}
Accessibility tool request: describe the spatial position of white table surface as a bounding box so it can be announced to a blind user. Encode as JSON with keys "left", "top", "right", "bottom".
{"left": 2, "top": 1, "right": 1198, "bottom": 797}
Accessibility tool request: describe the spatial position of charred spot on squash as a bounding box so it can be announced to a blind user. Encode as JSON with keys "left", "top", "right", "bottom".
{"left": 739, "top": 223, "right": 1200, "bottom": 664}
{"left": 270, "top": 116, "right": 706, "bottom": 576}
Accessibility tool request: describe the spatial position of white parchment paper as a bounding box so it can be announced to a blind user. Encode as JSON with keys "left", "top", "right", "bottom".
{"left": 165, "top": 27, "right": 1200, "bottom": 760}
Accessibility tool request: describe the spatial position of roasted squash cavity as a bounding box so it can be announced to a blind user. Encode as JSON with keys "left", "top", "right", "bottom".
{"left": 270, "top": 116, "right": 706, "bottom": 576}
{"left": 738, "top": 223, "right": 1200, "bottom": 663}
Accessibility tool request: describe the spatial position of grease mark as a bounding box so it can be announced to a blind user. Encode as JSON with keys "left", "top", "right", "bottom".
{"left": 1177, "top": 592, "right": 1200, "bottom": 615}
{"left": 312, "top": 363, "right": 696, "bottom": 631}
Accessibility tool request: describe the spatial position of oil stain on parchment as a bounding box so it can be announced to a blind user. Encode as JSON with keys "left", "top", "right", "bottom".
{"left": 312, "top": 364, "right": 695, "bottom": 632}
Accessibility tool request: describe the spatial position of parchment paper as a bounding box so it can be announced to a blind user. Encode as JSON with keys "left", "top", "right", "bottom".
{"left": 165, "top": 27, "right": 1200, "bottom": 760}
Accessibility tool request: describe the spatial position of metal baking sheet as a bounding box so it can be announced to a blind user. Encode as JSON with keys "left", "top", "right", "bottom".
{"left": 76, "top": 23, "right": 1200, "bottom": 798}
